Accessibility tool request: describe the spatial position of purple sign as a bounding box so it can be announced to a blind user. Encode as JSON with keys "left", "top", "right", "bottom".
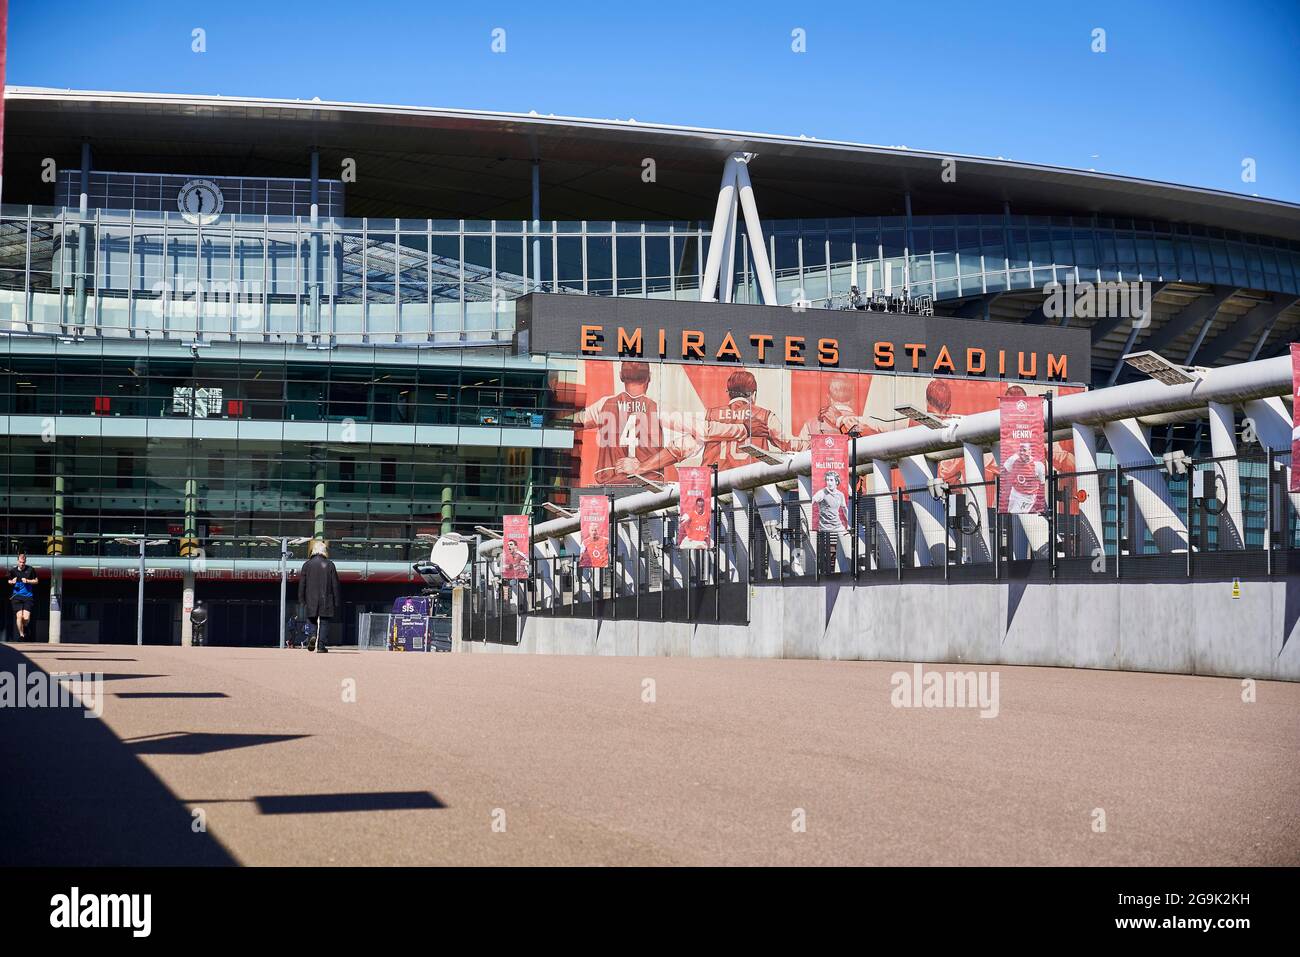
{"left": 390, "top": 595, "right": 431, "bottom": 652}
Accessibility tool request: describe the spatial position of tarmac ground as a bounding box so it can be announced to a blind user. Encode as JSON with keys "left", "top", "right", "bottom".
{"left": 2, "top": 640, "right": 1297, "bottom": 866}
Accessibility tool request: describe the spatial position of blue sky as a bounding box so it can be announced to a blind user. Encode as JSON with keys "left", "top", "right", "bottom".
{"left": 8, "top": 0, "right": 1300, "bottom": 201}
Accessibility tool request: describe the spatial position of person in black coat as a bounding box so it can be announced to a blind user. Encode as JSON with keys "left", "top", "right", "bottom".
{"left": 298, "top": 540, "right": 342, "bottom": 653}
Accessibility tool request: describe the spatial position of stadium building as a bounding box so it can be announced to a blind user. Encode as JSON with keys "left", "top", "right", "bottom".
{"left": 0, "top": 87, "right": 1297, "bottom": 644}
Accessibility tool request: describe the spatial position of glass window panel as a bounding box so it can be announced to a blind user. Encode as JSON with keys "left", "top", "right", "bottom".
{"left": 586, "top": 235, "right": 612, "bottom": 296}
{"left": 616, "top": 236, "right": 642, "bottom": 296}
{"left": 556, "top": 237, "right": 583, "bottom": 292}
{"left": 644, "top": 236, "right": 670, "bottom": 296}
{"left": 495, "top": 236, "right": 524, "bottom": 292}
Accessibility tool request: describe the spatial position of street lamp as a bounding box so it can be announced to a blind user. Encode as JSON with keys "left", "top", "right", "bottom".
{"left": 112, "top": 536, "right": 170, "bottom": 646}
{"left": 255, "top": 536, "right": 313, "bottom": 649}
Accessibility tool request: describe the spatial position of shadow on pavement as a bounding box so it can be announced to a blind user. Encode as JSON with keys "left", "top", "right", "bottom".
{"left": 97, "top": 673, "right": 171, "bottom": 682}
{"left": 126, "top": 731, "right": 309, "bottom": 755}
{"left": 114, "top": 691, "right": 230, "bottom": 699}
{"left": 0, "top": 644, "right": 237, "bottom": 865}
{"left": 255, "top": 791, "right": 445, "bottom": 815}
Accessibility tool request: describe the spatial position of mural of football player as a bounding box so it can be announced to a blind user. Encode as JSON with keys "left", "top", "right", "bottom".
{"left": 703, "top": 370, "right": 808, "bottom": 470}
{"left": 573, "top": 361, "right": 664, "bottom": 484}
{"left": 800, "top": 372, "right": 872, "bottom": 440}
{"left": 926, "top": 379, "right": 967, "bottom": 486}
{"left": 620, "top": 369, "right": 804, "bottom": 477}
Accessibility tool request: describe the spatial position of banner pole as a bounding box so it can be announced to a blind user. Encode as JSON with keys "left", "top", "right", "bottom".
{"left": 711, "top": 463, "right": 720, "bottom": 622}
{"left": 1046, "top": 390, "right": 1056, "bottom": 579}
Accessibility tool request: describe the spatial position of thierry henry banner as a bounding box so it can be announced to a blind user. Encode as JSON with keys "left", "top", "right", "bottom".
{"left": 578, "top": 495, "right": 611, "bottom": 569}
{"left": 810, "top": 433, "right": 851, "bottom": 533}
{"left": 501, "top": 514, "right": 530, "bottom": 580}
{"left": 998, "top": 395, "right": 1047, "bottom": 515}
{"left": 675, "top": 466, "right": 713, "bottom": 550}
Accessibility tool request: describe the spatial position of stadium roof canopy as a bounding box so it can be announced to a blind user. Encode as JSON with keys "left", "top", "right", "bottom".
{"left": 5, "top": 86, "right": 1300, "bottom": 238}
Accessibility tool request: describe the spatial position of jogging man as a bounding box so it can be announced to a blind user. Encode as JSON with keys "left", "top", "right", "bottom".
{"left": 8, "top": 552, "right": 38, "bottom": 641}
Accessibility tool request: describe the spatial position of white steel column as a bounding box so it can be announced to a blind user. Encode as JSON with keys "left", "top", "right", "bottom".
{"left": 795, "top": 476, "right": 815, "bottom": 576}
{"left": 750, "top": 484, "right": 782, "bottom": 579}
{"left": 181, "top": 573, "right": 195, "bottom": 647}
{"left": 720, "top": 492, "right": 748, "bottom": 582}
{"left": 1242, "top": 396, "right": 1300, "bottom": 519}
{"left": 720, "top": 195, "right": 739, "bottom": 303}
{"left": 1207, "top": 401, "right": 1245, "bottom": 549}
{"left": 961, "top": 443, "right": 993, "bottom": 563}
{"left": 871, "top": 460, "right": 899, "bottom": 569}
{"left": 535, "top": 539, "right": 557, "bottom": 606}
{"left": 700, "top": 155, "right": 740, "bottom": 303}
{"left": 562, "top": 530, "right": 583, "bottom": 602}
{"left": 898, "top": 454, "right": 946, "bottom": 566}
{"left": 733, "top": 156, "right": 778, "bottom": 305}
{"left": 1070, "top": 425, "right": 1106, "bottom": 558}
{"left": 615, "top": 513, "right": 637, "bottom": 595}
{"left": 1102, "top": 417, "right": 1189, "bottom": 552}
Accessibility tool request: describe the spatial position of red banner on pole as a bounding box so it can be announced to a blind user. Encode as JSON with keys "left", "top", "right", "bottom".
{"left": 997, "top": 395, "right": 1047, "bottom": 514}
{"left": 810, "top": 433, "right": 850, "bottom": 532}
{"left": 675, "top": 466, "right": 713, "bottom": 549}
{"left": 1290, "top": 343, "right": 1300, "bottom": 493}
{"left": 578, "top": 495, "right": 610, "bottom": 568}
{"left": 501, "top": 514, "right": 530, "bottom": 579}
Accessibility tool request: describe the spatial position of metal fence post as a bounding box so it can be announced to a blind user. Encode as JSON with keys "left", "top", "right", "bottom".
{"left": 850, "top": 430, "right": 860, "bottom": 582}
{"left": 1046, "top": 390, "right": 1057, "bottom": 580}
{"left": 896, "top": 486, "right": 904, "bottom": 582}
{"left": 712, "top": 464, "right": 720, "bottom": 622}
{"left": 1114, "top": 465, "right": 1123, "bottom": 581}
{"left": 1266, "top": 448, "right": 1275, "bottom": 576}
{"left": 946, "top": 488, "right": 956, "bottom": 579}
{"left": 993, "top": 476, "right": 1001, "bottom": 582}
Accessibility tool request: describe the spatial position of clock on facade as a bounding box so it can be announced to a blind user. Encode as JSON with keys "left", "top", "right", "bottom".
{"left": 177, "top": 179, "right": 225, "bottom": 224}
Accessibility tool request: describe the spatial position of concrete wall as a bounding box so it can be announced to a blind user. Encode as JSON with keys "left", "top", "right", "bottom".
{"left": 453, "top": 577, "right": 1300, "bottom": 682}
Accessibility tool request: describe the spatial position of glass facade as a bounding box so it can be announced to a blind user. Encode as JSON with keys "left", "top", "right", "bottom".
{"left": 0, "top": 338, "right": 576, "bottom": 570}
{"left": 4, "top": 205, "right": 1298, "bottom": 345}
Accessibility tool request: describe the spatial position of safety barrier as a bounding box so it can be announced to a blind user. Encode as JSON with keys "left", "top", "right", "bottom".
{"left": 468, "top": 448, "right": 1296, "bottom": 644}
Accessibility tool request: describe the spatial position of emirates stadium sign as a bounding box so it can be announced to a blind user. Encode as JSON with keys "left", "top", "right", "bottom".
{"left": 516, "top": 293, "right": 1089, "bottom": 384}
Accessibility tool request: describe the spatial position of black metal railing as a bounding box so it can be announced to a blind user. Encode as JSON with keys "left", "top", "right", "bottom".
{"left": 467, "top": 448, "right": 1296, "bottom": 642}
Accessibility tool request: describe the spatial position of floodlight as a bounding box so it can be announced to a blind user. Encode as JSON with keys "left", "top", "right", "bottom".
{"left": 474, "top": 525, "right": 502, "bottom": 540}
{"left": 630, "top": 474, "right": 665, "bottom": 492}
{"left": 1123, "top": 350, "right": 1200, "bottom": 386}
{"left": 542, "top": 502, "right": 575, "bottom": 518}
{"left": 738, "top": 443, "right": 786, "bottom": 466}
{"left": 893, "top": 405, "right": 948, "bottom": 430}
